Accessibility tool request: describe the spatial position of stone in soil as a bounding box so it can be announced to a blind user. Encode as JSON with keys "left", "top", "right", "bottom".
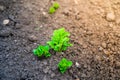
{"left": 0, "top": 5, "right": 5, "bottom": 11}
{"left": 95, "top": 55, "right": 101, "bottom": 61}
{"left": 98, "top": 46, "right": 103, "bottom": 51}
{"left": 62, "top": 8, "right": 71, "bottom": 16}
{"left": 28, "top": 35, "right": 38, "bottom": 42}
{"left": 42, "top": 61, "right": 47, "bottom": 65}
{"left": 101, "top": 42, "right": 107, "bottom": 48}
{"left": 106, "top": 12, "right": 115, "bottom": 22}
{"left": 43, "top": 67, "right": 49, "bottom": 74}
{"left": 3, "top": 19, "right": 10, "bottom": 25}
{"left": 50, "top": 73, "right": 55, "bottom": 78}
{"left": 103, "top": 50, "right": 110, "bottom": 55}
{"left": 75, "top": 62, "right": 80, "bottom": 68}
{"left": 75, "top": 14, "right": 81, "bottom": 20}
{"left": 82, "top": 43, "right": 88, "bottom": 48}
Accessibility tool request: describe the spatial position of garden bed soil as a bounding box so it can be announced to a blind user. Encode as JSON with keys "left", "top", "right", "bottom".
{"left": 0, "top": 0, "right": 120, "bottom": 80}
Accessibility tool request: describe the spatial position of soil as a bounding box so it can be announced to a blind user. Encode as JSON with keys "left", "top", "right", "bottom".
{"left": 0, "top": 0, "right": 120, "bottom": 80}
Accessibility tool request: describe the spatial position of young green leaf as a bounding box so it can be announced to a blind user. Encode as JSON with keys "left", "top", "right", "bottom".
{"left": 49, "top": 7, "right": 56, "bottom": 14}
{"left": 33, "top": 45, "right": 51, "bottom": 58}
{"left": 58, "top": 58, "right": 73, "bottom": 73}
{"left": 47, "top": 28, "right": 73, "bottom": 52}
{"left": 53, "top": 2, "right": 60, "bottom": 9}
{"left": 49, "top": 2, "right": 60, "bottom": 14}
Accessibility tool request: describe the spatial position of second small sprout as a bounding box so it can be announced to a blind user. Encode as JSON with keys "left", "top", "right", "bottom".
{"left": 49, "top": 2, "right": 60, "bottom": 14}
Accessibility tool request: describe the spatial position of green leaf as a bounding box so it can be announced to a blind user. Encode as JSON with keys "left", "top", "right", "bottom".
{"left": 47, "top": 28, "right": 72, "bottom": 52}
{"left": 48, "top": 2, "right": 60, "bottom": 14}
{"left": 53, "top": 2, "right": 60, "bottom": 9}
{"left": 44, "top": 45, "right": 49, "bottom": 51}
{"left": 58, "top": 58, "right": 73, "bottom": 73}
{"left": 49, "top": 7, "right": 56, "bottom": 14}
{"left": 68, "top": 61, "right": 73, "bottom": 67}
{"left": 32, "top": 45, "right": 51, "bottom": 58}
{"left": 45, "top": 52, "right": 51, "bottom": 57}
{"left": 33, "top": 49, "right": 38, "bottom": 56}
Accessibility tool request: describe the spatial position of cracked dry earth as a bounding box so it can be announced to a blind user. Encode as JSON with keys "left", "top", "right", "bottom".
{"left": 0, "top": 0, "right": 120, "bottom": 80}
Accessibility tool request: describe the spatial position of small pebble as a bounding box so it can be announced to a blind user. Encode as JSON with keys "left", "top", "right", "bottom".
{"left": 75, "top": 62, "right": 80, "bottom": 68}
{"left": 62, "top": 9, "right": 71, "bottom": 16}
{"left": 84, "top": 64, "right": 87, "bottom": 68}
{"left": 82, "top": 44, "right": 88, "bottom": 48}
{"left": 42, "top": 61, "right": 47, "bottom": 65}
{"left": 50, "top": 73, "right": 55, "bottom": 78}
{"left": 28, "top": 35, "right": 37, "bottom": 42}
{"left": 101, "top": 42, "right": 107, "bottom": 48}
{"left": 98, "top": 46, "right": 103, "bottom": 51}
{"left": 103, "top": 50, "right": 110, "bottom": 55}
{"left": 3, "top": 19, "right": 10, "bottom": 25}
{"left": 95, "top": 55, "right": 101, "bottom": 61}
{"left": 0, "top": 5, "right": 5, "bottom": 11}
{"left": 108, "top": 23, "right": 113, "bottom": 28}
{"left": 43, "top": 12, "right": 46, "bottom": 15}
{"left": 106, "top": 12, "right": 115, "bottom": 22}
{"left": 43, "top": 67, "right": 49, "bottom": 74}
{"left": 61, "top": 52, "right": 64, "bottom": 54}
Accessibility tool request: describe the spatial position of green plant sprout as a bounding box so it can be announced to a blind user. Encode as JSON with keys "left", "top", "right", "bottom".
{"left": 33, "top": 45, "right": 51, "bottom": 58}
{"left": 47, "top": 28, "right": 73, "bottom": 52}
{"left": 49, "top": 2, "right": 60, "bottom": 14}
{"left": 58, "top": 58, "right": 73, "bottom": 73}
{"left": 53, "top": 2, "right": 60, "bottom": 9}
{"left": 49, "top": 7, "right": 56, "bottom": 14}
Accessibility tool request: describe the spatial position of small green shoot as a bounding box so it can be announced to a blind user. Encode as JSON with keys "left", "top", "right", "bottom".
{"left": 49, "top": 7, "right": 56, "bottom": 14}
{"left": 33, "top": 45, "right": 51, "bottom": 58}
{"left": 53, "top": 2, "right": 60, "bottom": 9}
{"left": 47, "top": 28, "right": 73, "bottom": 52}
{"left": 49, "top": 2, "right": 60, "bottom": 14}
{"left": 58, "top": 58, "right": 73, "bottom": 73}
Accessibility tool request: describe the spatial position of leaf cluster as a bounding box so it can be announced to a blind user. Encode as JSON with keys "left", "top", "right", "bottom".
{"left": 32, "top": 28, "right": 73, "bottom": 74}
{"left": 33, "top": 45, "right": 51, "bottom": 58}
{"left": 47, "top": 28, "right": 72, "bottom": 52}
{"left": 49, "top": 2, "right": 60, "bottom": 14}
{"left": 58, "top": 58, "right": 73, "bottom": 73}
